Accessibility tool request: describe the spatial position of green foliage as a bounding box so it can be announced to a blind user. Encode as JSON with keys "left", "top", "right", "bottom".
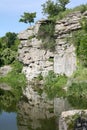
{"left": 5, "top": 32, "right": 17, "bottom": 48}
{"left": 0, "top": 32, "right": 20, "bottom": 66}
{"left": 58, "top": 0, "right": 70, "bottom": 11}
{"left": 11, "top": 38, "right": 20, "bottom": 51}
{"left": 38, "top": 21, "right": 55, "bottom": 38}
{"left": 48, "top": 57, "right": 54, "bottom": 62}
{"left": 66, "top": 114, "right": 80, "bottom": 130}
{"left": 42, "top": 0, "right": 70, "bottom": 18}
{"left": 19, "top": 12, "right": 36, "bottom": 25}
{"left": 1, "top": 48, "right": 16, "bottom": 65}
{"left": 42, "top": 0, "right": 61, "bottom": 18}
{"left": 37, "top": 21, "right": 56, "bottom": 52}
{"left": 0, "top": 61, "right": 27, "bottom": 102}
{"left": 36, "top": 73, "right": 43, "bottom": 81}
{"left": 29, "top": 74, "right": 44, "bottom": 96}
{"left": 80, "top": 17, "right": 87, "bottom": 32}
{"left": 35, "top": 117, "right": 56, "bottom": 130}
{"left": 71, "top": 30, "right": 87, "bottom": 67}
{"left": 0, "top": 90, "right": 17, "bottom": 112}
{"left": 69, "top": 17, "right": 87, "bottom": 67}
{"left": 12, "top": 60, "right": 23, "bottom": 73}
{"left": 73, "top": 65, "right": 87, "bottom": 81}
{"left": 44, "top": 71, "right": 67, "bottom": 99}
{"left": 55, "top": 4, "right": 87, "bottom": 21}
{"left": 67, "top": 82, "right": 87, "bottom": 109}
{"left": 74, "top": 4, "right": 87, "bottom": 13}
{"left": 0, "top": 32, "right": 18, "bottom": 49}
{"left": 28, "top": 35, "right": 35, "bottom": 40}
{"left": 78, "top": 34, "right": 87, "bottom": 66}
{"left": 41, "top": 37, "right": 56, "bottom": 52}
{"left": 56, "top": 8, "right": 73, "bottom": 20}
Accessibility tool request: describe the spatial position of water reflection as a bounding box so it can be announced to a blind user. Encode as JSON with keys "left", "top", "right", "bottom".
{"left": 0, "top": 88, "right": 72, "bottom": 130}
{"left": 17, "top": 99, "right": 57, "bottom": 130}
{"left": 0, "top": 111, "right": 18, "bottom": 130}
{"left": 0, "top": 88, "right": 57, "bottom": 130}
{"left": 0, "top": 89, "right": 17, "bottom": 112}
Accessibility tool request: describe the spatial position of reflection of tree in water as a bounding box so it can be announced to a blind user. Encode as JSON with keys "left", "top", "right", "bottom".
{"left": 17, "top": 99, "right": 57, "bottom": 130}
{"left": 0, "top": 89, "right": 17, "bottom": 112}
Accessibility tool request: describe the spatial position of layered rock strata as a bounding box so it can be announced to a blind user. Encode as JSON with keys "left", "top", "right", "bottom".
{"left": 17, "top": 11, "right": 87, "bottom": 80}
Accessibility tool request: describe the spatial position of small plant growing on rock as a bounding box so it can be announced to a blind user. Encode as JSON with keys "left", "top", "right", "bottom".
{"left": 44, "top": 70, "right": 67, "bottom": 99}
{"left": 37, "top": 20, "right": 56, "bottom": 52}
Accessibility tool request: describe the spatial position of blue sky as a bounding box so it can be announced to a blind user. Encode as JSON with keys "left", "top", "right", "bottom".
{"left": 0, "top": 0, "right": 87, "bottom": 37}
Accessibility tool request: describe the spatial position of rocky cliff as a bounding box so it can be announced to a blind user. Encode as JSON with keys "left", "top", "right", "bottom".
{"left": 17, "top": 10, "right": 87, "bottom": 130}
{"left": 18, "top": 11, "right": 87, "bottom": 81}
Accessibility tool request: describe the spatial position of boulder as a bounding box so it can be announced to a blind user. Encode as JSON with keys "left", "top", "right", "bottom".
{"left": 59, "top": 110, "right": 87, "bottom": 130}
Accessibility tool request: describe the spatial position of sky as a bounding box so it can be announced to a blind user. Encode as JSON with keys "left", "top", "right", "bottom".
{"left": 0, "top": 0, "right": 87, "bottom": 37}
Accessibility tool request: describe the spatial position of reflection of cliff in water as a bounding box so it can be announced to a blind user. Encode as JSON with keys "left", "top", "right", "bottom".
{"left": 17, "top": 97, "right": 72, "bottom": 130}
{"left": 17, "top": 99, "right": 56, "bottom": 130}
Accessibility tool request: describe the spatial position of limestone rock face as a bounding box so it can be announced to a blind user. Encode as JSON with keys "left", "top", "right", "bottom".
{"left": 18, "top": 26, "right": 34, "bottom": 40}
{"left": 18, "top": 38, "right": 54, "bottom": 80}
{"left": 54, "top": 44, "right": 76, "bottom": 76}
{"left": 55, "top": 11, "right": 82, "bottom": 37}
{"left": 18, "top": 11, "right": 87, "bottom": 80}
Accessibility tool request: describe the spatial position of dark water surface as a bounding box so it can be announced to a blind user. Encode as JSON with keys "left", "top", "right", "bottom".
{"left": 0, "top": 111, "right": 18, "bottom": 130}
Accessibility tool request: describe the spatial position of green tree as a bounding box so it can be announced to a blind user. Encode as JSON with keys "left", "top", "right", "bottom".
{"left": 42, "top": 0, "right": 61, "bottom": 18}
{"left": 0, "top": 32, "right": 19, "bottom": 66}
{"left": 1, "top": 48, "right": 16, "bottom": 65}
{"left": 58, "top": 0, "right": 70, "bottom": 11}
{"left": 19, "top": 12, "right": 36, "bottom": 26}
{"left": 42, "top": 0, "right": 70, "bottom": 18}
{"left": 5, "top": 32, "right": 17, "bottom": 48}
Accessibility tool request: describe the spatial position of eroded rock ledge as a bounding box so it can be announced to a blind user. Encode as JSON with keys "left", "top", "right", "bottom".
{"left": 59, "top": 110, "right": 87, "bottom": 130}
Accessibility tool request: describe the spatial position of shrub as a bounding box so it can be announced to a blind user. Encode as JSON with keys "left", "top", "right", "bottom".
{"left": 80, "top": 17, "right": 87, "bottom": 32}
{"left": 1, "top": 48, "right": 16, "bottom": 65}
{"left": 41, "top": 37, "right": 56, "bottom": 52}
{"left": 37, "top": 21, "right": 56, "bottom": 52}
{"left": 74, "top": 4, "right": 87, "bottom": 13}
{"left": 73, "top": 65, "right": 87, "bottom": 81}
{"left": 56, "top": 4, "right": 87, "bottom": 21}
{"left": 67, "top": 82, "right": 87, "bottom": 109}
{"left": 44, "top": 71, "right": 67, "bottom": 99}
{"left": 0, "top": 61, "right": 27, "bottom": 102}
{"left": 12, "top": 60, "right": 23, "bottom": 73}
{"left": 71, "top": 30, "right": 87, "bottom": 67}
{"left": 0, "top": 90, "right": 17, "bottom": 112}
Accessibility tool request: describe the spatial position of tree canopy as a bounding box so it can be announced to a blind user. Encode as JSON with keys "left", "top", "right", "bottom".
{"left": 0, "top": 32, "right": 20, "bottom": 66}
{"left": 58, "top": 0, "right": 70, "bottom": 11}
{"left": 19, "top": 12, "right": 36, "bottom": 25}
{"left": 42, "top": 0, "right": 70, "bottom": 18}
